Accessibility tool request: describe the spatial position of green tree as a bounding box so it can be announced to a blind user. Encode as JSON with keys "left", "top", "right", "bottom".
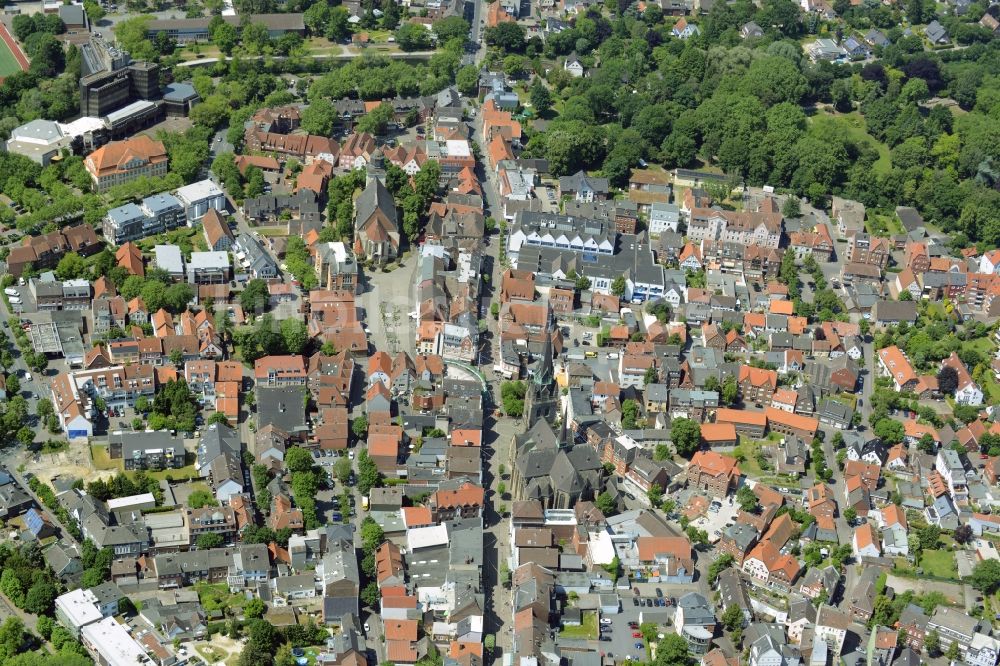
{"left": 197, "top": 532, "right": 224, "bottom": 549}
{"left": 484, "top": 22, "right": 526, "bottom": 51}
{"left": 456, "top": 65, "right": 479, "bottom": 95}
{"left": 285, "top": 446, "right": 315, "bottom": 474}
{"left": 352, "top": 415, "right": 369, "bottom": 439}
{"left": 610, "top": 276, "right": 627, "bottom": 297}
{"left": 55, "top": 252, "right": 87, "bottom": 280}
{"left": 432, "top": 16, "right": 470, "bottom": 42}
{"left": 334, "top": 457, "right": 352, "bottom": 484}
{"left": 244, "top": 598, "right": 266, "bottom": 619}
{"left": 530, "top": 79, "right": 553, "bottom": 115}
{"left": 721, "top": 375, "right": 739, "bottom": 406}
{"left": 357, "top": 450, "right": 383, "bottom": 495}
{"left": 655, "top": 633, "right": 693, "bottom": 666}
{"left": 300, "top": 98, "right": 338, "bottom": 137}
{"left": 621, "top": 399, "right": 640, "bottom": 429}
{"left": 736, "top": 485, "right": 758, "bottom": 512}
{"left": 395, "top": 23, "right": 432, "bottom": 51}
{"left": 970, "top": 559, "right": 1000, "bottom": 595}
{"left": 23, "top": 580, "right": 57, "bottom": 615}
{"left": 361, "top": 517, "right": 385, "bottom": 552}
{"left": 722, "top": 603, "right": 744, "bottom": 631}
{"left": 361, "top": 581, "right": 380, "bottom": 608}
{"left": 595, "top": 491, "right": 617, "bottom": 516}
{"left": 207, "top": 412, "right": 230, "bottom": 427}
{"left": 873, "top": 418, "right": 905, "bottom": 445}
{"left": 925, "top": 629, "right": 940, "bottom": 657}
{"left": 240, "top": 279, "right": 270, "bottom": 315}
{"left": 670, "top": 418, "right": 701, "bottom": 458}
{"left": 188, "top": 489, "right": 218, "bottom": 509}
{"left": 844, "top": 507, "right": 857, "bottom": 524}
{"left": 500, "top": 381, "right": 527, "bottom": 417}
{"left": 280, "top": 319, "right": 309, "bottom": 355}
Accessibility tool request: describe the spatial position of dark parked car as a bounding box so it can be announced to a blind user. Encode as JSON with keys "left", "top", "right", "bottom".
{"left": 632, "top": 598, "right": 639, "bottom": 607}
{"left": 331, "top": 512, "right": 343, "bottom": 521}
{"left": 655, "top": 588, "right": 663, "bottom": 598}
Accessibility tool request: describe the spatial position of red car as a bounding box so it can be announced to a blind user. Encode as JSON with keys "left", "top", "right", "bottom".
{"left": 631, "top": 632, "right": 642, "bottom": 638}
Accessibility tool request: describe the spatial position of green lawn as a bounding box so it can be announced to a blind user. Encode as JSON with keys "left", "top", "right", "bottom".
{"left": 961, "top": 335, "right": 997, "bottom": 356}
{"left": 194, "top": 582, "right": 247, "bottom": 613}
{"left": 732, "top": 438, "right": 767, "bottom": 478}
{"left": 920, "top": 549, "right": 958, "bottom": 579}
{"left": 90, "top": 445, "right": 122, "bottom": 471}
{"left": 982, "top": 373, "right": 1000, "bottom": 403}
{"left": 812, "top": 111, "right": 891, "bottom": 175}
{"left": 559, "top": 611, "right": 598, "bottom": 640}
{"left": 133, "top": 464, "right": 201, "bottom": 482}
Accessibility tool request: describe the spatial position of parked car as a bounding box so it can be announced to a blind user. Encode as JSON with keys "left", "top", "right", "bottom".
{"left": 599, "top": 619, "right": 612, "bottom": 626}
{"left": 631, "top": 632, "right": 642, "bottom": 638}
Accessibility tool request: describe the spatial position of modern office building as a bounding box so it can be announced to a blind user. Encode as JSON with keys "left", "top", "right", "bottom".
{"left": 79, "top": 36, "right": 161, "bottom": 118}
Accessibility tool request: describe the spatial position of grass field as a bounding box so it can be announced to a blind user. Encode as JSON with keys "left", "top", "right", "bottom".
{"left": 961, "top": 335, "right": 997, "bottom": 356}
{"left": 0, "top": 35, "right": 23, "bottom": 78}
{"left": 90, "top": 445, "right": 121, "bottom": 471}
{"left": 559, "top": 611, "right": 598, "bottom": 640}
{"left": 920, "top": 549, "right": 958, "bottom": 579}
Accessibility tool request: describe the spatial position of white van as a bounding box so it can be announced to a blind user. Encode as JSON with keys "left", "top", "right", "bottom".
{"left": 8, "top": 296, "right": 21, "bottom": 304}
{"left": 23, "top": 372, "right": 31, "bottom": 381}
{"left": 3, "top": 288, "right": 17, "bottom": 296}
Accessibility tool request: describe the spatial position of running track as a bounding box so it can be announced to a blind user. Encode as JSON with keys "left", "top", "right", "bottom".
{"left": 0, "top": 22, "right": 30, "bottom": 83}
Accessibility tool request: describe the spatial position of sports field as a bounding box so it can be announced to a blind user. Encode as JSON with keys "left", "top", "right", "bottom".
{"left": 0, "top": 23, "right": 29, "bottom": 79}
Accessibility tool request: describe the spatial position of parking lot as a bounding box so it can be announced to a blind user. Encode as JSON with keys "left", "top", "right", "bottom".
{"left": 690, "top": 495, "right": 739, "bottom": 544}
{"left": 602, "top": 595, "right": 676, "bottom": 662}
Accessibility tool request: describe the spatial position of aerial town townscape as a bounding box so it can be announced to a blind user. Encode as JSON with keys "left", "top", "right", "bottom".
{"left": 1, "top": 0, "right": 1000, "bottom": 666}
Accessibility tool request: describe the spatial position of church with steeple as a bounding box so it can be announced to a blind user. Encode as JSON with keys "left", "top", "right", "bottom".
{"left": 507, "top": 306, "right": 608, "bottom": 509}
{"left": 522, "top": 319, "right": 560, "bottom": 428}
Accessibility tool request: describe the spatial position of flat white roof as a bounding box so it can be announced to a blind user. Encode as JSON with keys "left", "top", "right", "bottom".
{"left": 105, "top": 100, "right": 157, "bottom": 125}
{"left": 55, "top": 588, "right": 103, "bottom": 629}
{"left": 188, "top": 251, "right": 231, "bottom": 269}
{"left": 60, "top": 116, "right": 106, "bottom": 137}
{"left": 107, "top": 492, "right": 156, "bottom": 510}
{"left": 406, "top": 524, "right": 449, "bottom": 550}
{"left": 175, "top": 179, "right": 223, "bottom": 204}
{"left": 80, "top": 617, "right": 149, "bottom": 666}
{"left": 588, "top": 530, "right": 616, "bottom": 565}
{"left": 445, "top": 140, "right": 471, "bottom": 157}
{"left": 615, "top": 434, "right": 640, "bottom": 450}
{"left": 153, "top": 245, "right": 184, "bottom": 273}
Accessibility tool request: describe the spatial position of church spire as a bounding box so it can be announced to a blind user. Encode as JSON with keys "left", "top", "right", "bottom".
{"left": 534, "top": 322, "right": 554, "bottom": 388}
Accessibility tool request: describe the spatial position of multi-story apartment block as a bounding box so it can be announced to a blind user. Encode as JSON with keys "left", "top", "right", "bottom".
{"left": 686, "top": 207, "right": 782, "bottom": 249}
{"left": 927, "top": 607, "right": 997, "bottom": 666}
{"left": 187, "top": 506, "right": 238, "bottom": 546}
{"left": 51, "top": 365, "right": 157, "bottom": 439}
{"left": 103, "top": 193, "right": 185, "bottom": 244}
{"left": 845, "top": 232, "right": 890, "bottom": 268}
